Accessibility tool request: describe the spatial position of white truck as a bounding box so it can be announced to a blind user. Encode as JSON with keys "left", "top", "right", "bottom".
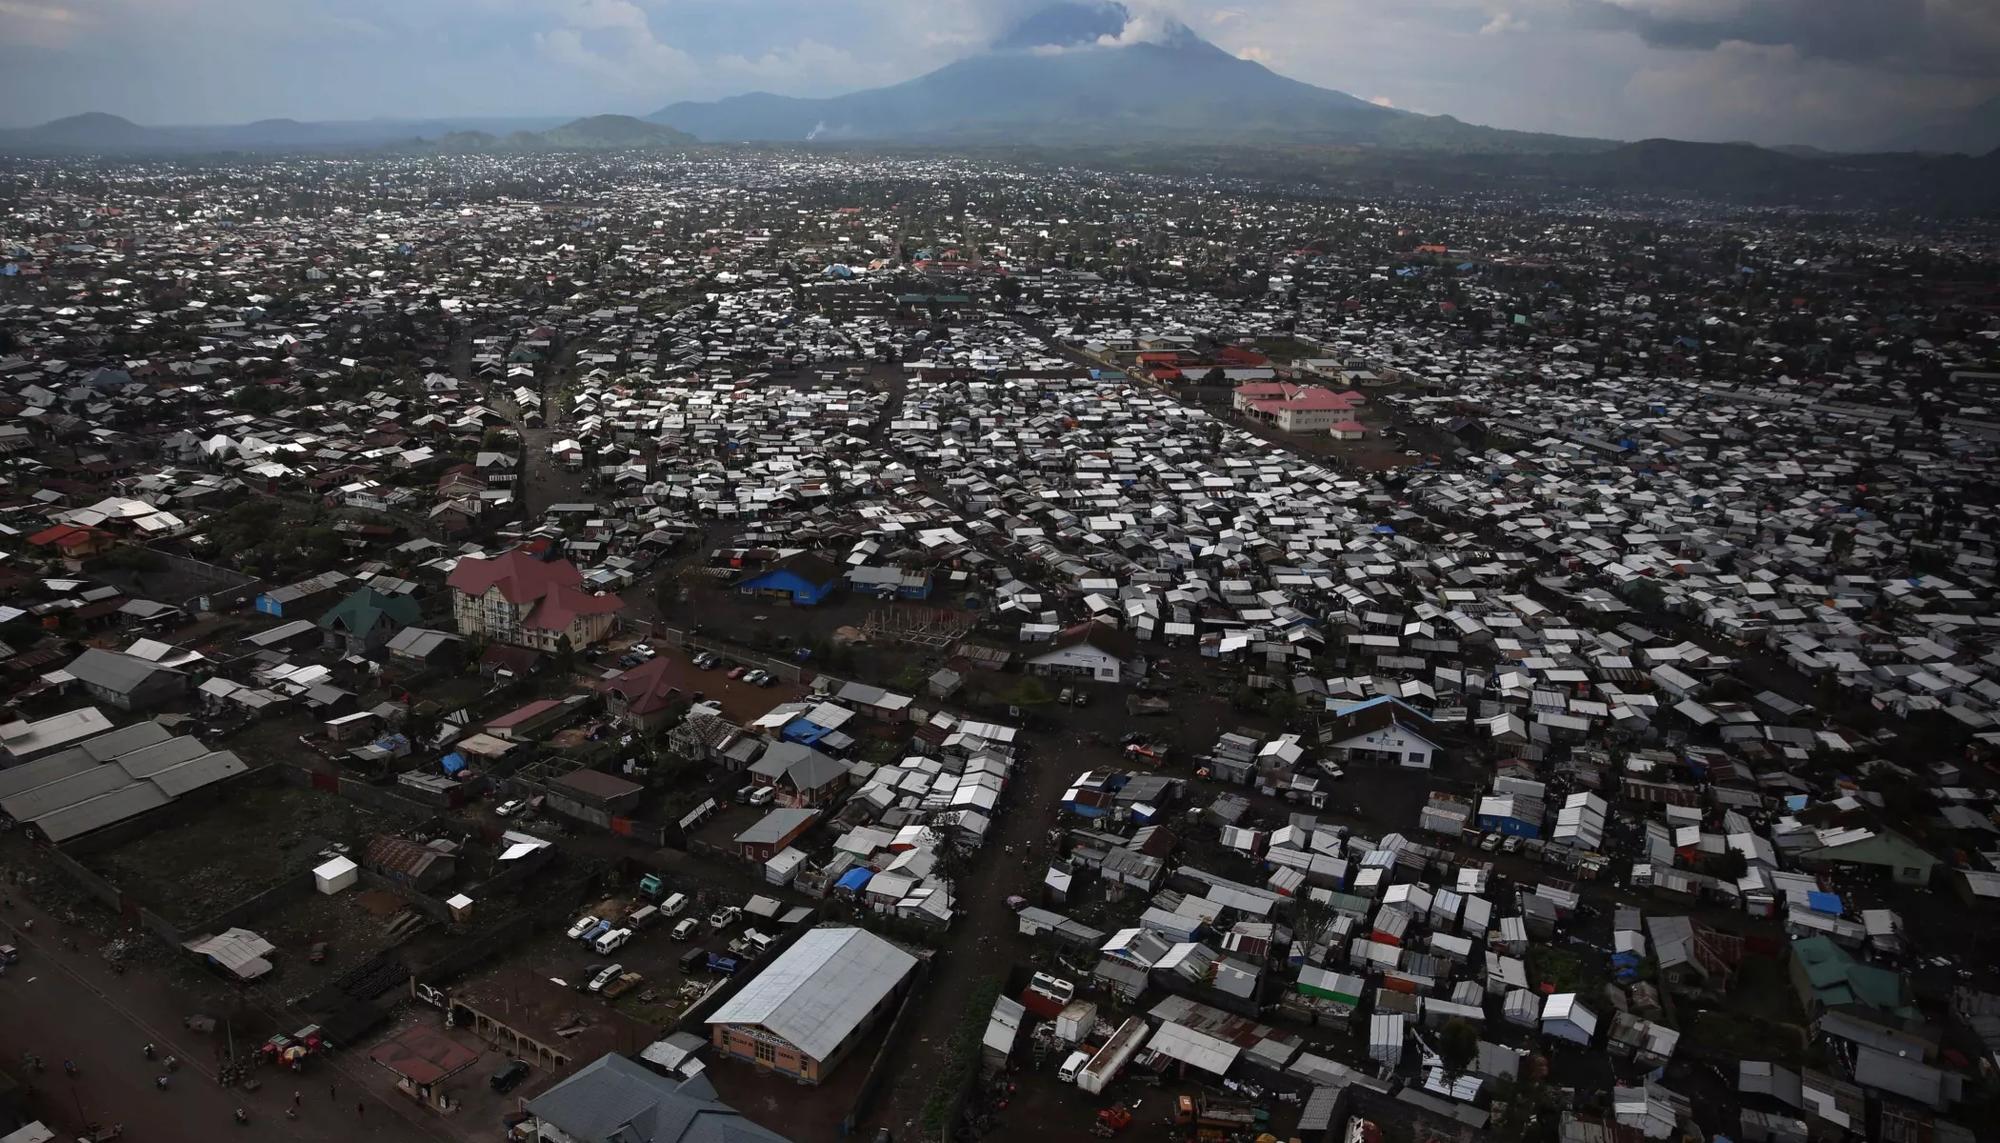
{"left": 1075, "top": 1016, "right": 1150, "bottom": 1095}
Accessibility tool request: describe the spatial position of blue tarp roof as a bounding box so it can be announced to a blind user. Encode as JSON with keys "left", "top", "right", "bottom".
{"left": 836, "top": 868, "right": 873, "bottom": 890}
{"left": 1806, "top": 891, "right": 1842, "bottom": 915}
{"left": 782, "top": 718, "right": 832, "bottom": 745}
{"left": 440, "top": 752, "right": 467, "bottom": 776}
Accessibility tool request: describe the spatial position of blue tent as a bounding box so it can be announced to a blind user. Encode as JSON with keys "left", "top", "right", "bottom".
{"left": 440, "top": 752, "right": 468, "bottom": 776}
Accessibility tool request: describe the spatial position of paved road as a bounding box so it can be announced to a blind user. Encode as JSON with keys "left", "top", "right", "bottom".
{"left": 0, "top": 909, "right": 440, "bottom": 1143}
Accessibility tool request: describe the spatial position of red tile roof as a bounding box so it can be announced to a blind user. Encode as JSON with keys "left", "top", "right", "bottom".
{"left": 365, "top": 1023, "right": 479, "bottom": 1086}
{"left": 27, "top": 523, "right": 107, "bottom": 552}
{"left": 1249, "top": 387, "right": 1355, "bottom": 413}
{"left": 447, "top": 548, "right": 623, "bottom": 631}
{"left": 606, "top": 656, "right": 682, "bottom": 715}
{"left": 487, "top": 698, "right": 563, "bottom": 729}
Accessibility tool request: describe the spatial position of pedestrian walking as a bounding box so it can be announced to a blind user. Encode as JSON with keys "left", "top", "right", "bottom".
{"left": 292, "top": 1090, "right": 302, "bottom": 1108}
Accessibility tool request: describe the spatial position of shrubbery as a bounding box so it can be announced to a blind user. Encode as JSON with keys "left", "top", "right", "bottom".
{"left": 919, "top": 975, "right": 1002, "bottom": 1140}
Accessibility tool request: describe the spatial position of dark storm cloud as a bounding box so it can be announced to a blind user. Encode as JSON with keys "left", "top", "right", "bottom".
{"left": 1574, "top": 0, "right": 2000, "bottom": 74}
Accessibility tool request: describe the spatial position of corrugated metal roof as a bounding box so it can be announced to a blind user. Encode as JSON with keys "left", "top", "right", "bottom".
{"left": 0, "top": 763, "right": 130, "bottom": 822}
{"left": 65, "top": 648, "right": 183, "bottom": 694}
{"left": 35, "top": 782, "right": 172, "bottom": 843}
{"left": 0, "top": 751, "right": 100, "bottom": 801}
{"left": 113, "top": 735, "right": 209, "bottom": 778}
{"left": 705, "top": 926, "right": 915, "bottom": 1061}
{"left": 1146, "top": 1020, "right": 1239, "bottom": 1076}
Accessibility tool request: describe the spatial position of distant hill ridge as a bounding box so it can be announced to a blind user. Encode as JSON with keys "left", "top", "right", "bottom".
{"left": 0, "top": 113, "right": 690, "bottom": 154}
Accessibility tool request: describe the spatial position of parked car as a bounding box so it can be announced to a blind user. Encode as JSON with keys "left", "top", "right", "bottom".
{"left": 489, "top": 1059, "right": 530, "bottom": 1093}
{"left": 617, "top": 654, "right": 644, "bottom": 669}
{"left": 692, "top": 652, "right": 721, "bottom": 670}
{"left": 495, "top": 799, "right": 525, "bottom": 818}
{"left": 1057, "top": 687, "right": 1074, "bottom": 705}
{"left": 727, "top": 665, "right": 748, "bottom": 680}
{"left": 578, "top": 919, "right": 614, "bottom": 946}
{"left": 631, "top": 643, "right": 655, "bottom": 659}
{"left": 308, "top": 941, "right": 328, "bottom": 964}
{"left": 587, "top": 963, "right": 624, "bottom": 993}
{"left": 566, "top": 914, "right": 601, "bottom": 940}
{"left": 671, "top": 917, "right": 701, "bottom": 941}
{"left": 743, "top": 669, "right": 772, "bottom": 686}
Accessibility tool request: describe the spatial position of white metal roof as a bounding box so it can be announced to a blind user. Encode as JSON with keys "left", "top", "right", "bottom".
{"left": 705, "top": 926, "right": 915, "bottom": 1061}
{"left": 1146, "top": 1020, "right": 1238, "bottom": 1076}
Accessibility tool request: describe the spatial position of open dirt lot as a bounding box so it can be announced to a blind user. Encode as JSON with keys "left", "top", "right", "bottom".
{"left": 88, "top": 783, "right": 425, "bottom": 929}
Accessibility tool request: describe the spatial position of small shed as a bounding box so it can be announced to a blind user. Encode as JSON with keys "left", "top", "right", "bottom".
{"left": 1541, "top": 993, "right": 1599, "bottom": 1047}
{"left": 765, "top": 847, "right": 808, "bottom": 886}
{"left": 313, "top": 855, "right": 359, "bottom": 895}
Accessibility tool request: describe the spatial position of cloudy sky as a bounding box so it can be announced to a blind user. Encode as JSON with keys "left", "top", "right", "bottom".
{"left": 2, "top": 0, "right": 1996, "bottom": 147}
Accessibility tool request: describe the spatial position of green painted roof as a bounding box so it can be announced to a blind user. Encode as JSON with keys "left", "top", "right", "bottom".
{"left": 1794, "top": 936, "right": 1912, "bottom": 1015}
{"left": 318, "top": 586, "right": 420, "bottom": 636}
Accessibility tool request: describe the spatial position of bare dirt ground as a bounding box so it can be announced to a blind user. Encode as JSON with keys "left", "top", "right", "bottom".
{"left": 87, "top": 783, "right": 420, "bottom": 930}
{"left": 0, "top": 863, "right": 443, "bottom": 1143}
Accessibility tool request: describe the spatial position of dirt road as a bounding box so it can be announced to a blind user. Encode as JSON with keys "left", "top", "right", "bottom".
{"left": 0, "top": 903, "right": 442, "bottom": 1143}
{"left": 859, "top": 722, "right": 1094, "bottom": 1139}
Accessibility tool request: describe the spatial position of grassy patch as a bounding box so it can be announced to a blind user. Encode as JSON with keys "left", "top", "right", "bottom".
{"left": 1688, "top": 1009, "right": 1805, "bottom": 1067}
{"left": 920, "top": 975, "right": 1002, "bottom": 1141}
{"left": 1527, "top": 945, "right": 1603, "bottom": 994}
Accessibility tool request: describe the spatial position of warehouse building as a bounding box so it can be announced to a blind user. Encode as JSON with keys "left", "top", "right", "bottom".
{"left": 705, "top": 926, "right": 917, "bottom": 1084}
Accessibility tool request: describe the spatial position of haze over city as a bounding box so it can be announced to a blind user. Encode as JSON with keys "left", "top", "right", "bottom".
{"left": 2, "top": 0, "right": 1998, "bottom": 149}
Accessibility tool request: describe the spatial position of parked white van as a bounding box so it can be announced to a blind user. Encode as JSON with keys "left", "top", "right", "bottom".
{"left": 593, "top": 927, "right": 634, "bottom": 955}
{"left": 660, "top": 892, "right": 689, "bottom": 918}
{"left": 1057, "top": 1050, "right": 1091, "bottom": 1084}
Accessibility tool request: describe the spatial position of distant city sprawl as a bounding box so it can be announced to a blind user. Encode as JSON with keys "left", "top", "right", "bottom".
{"left": 0, "top": 147, "right": 1996, "bottom": 1143}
